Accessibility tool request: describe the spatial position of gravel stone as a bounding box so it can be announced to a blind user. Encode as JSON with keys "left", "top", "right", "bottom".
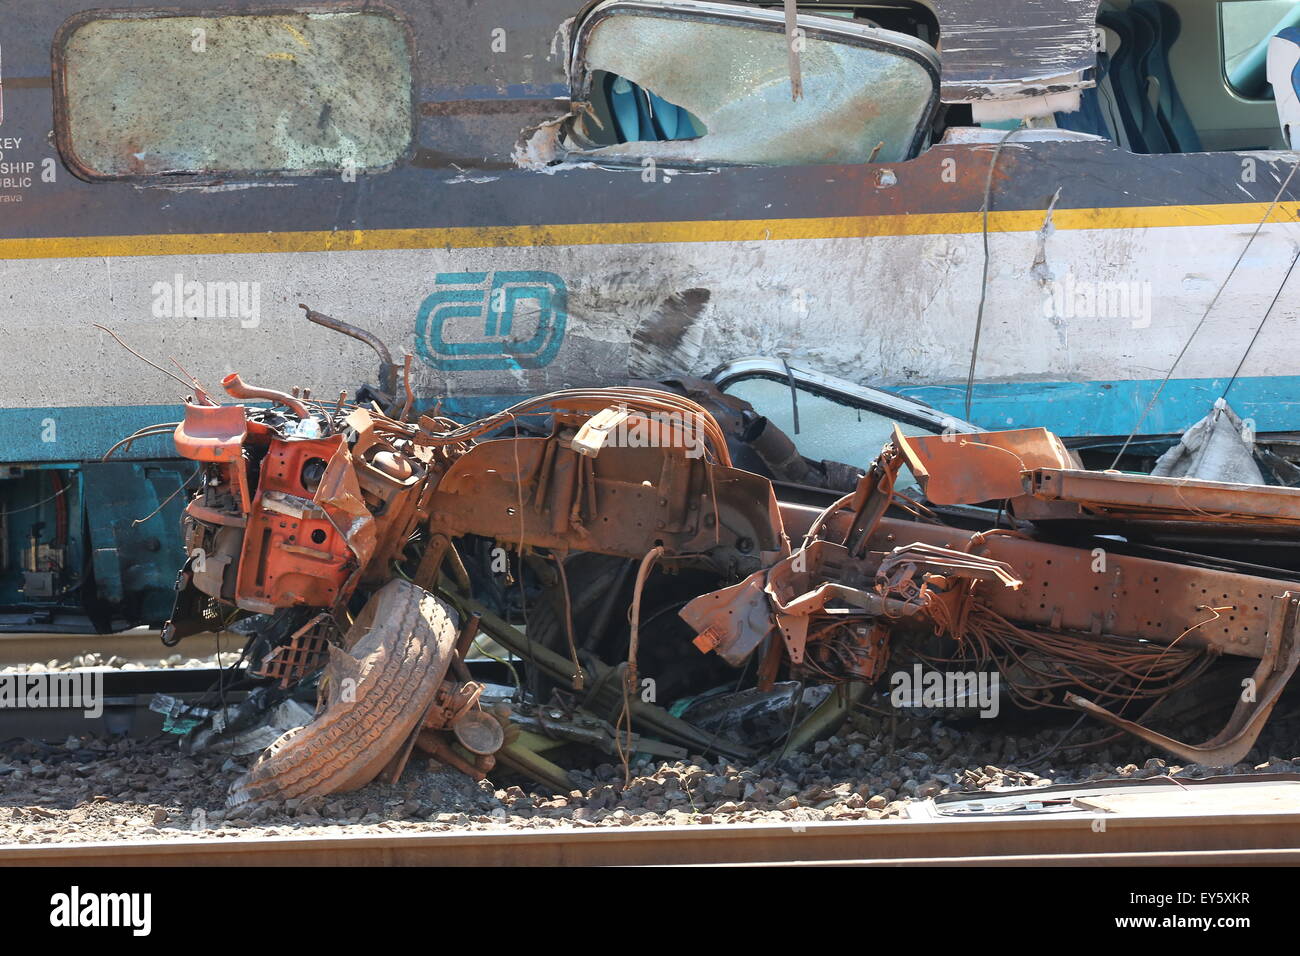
{"left": 2, "top": 701, "right": 1296, "bottom": 844}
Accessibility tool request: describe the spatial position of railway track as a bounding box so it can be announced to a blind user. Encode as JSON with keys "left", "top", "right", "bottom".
{"left": 0, "top": 630, "right": 238, "bottom": 670}
{"left": 0, "top": 630, "right": 242, "bottom": 739}
{"left": 4, "top": 810, "right": 1300, "bottom": 866}
{"left": 2, "top": 633, "right": 1295, "bottom": 868}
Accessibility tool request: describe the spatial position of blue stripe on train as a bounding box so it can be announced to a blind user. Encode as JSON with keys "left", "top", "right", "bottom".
{"left": 897, "top": 375, "right": 1300, "bottom": 438}
{"left": 2, "top": 374, "right": 1296, "bottom": 463}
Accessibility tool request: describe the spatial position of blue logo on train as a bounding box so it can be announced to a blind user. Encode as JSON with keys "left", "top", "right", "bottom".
{"left": 416, "top": 271, "right": 567, "bottom": 371}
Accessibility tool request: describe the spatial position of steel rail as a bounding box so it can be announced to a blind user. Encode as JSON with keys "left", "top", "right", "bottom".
{"left": 4, "top": 811, "right": 1300, "bottom": 866}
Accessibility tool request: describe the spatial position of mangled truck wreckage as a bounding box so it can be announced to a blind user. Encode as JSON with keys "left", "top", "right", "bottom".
{"left": 139, "top": 312, "right": 1300, "bottom": 805}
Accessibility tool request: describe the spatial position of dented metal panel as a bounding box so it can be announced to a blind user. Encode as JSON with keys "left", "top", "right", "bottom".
{"left": 895, "top": 426, "right": 1078, "bottom": 505}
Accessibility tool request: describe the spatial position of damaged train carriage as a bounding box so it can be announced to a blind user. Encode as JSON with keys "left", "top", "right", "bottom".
{"left": 6, "top": 0, "right": 1300, "bottom": 632}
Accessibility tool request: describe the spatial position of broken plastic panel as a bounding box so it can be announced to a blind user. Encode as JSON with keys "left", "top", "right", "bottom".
{"left": 56, "top": 11, "right": 413, "bottom": 179}
{"left": 569, "top": 3, "right": 939, "bottom": 166}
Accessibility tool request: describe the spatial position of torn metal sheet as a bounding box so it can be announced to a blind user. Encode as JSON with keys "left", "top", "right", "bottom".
{"left": 314, "top": 440, "right": 379, "bottom": 567}
{"left": 894, "top": 426, "right": 1078, "bottom": 505}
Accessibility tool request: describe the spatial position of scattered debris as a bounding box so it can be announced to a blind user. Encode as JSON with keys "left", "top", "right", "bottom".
{"left": 79, "top": 309, "right": 1300, "bottom": 814}
{"left": 2, "top": 702, "right": 1298, "bottom": 844}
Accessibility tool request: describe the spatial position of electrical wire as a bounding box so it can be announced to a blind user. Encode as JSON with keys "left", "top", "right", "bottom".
{"left": 550, "top": 552, "right": 584, "bottom": 691}
{"left": 1110, "top": 158, "right": 1300, "bottom": 467}
{"left": 616, "top": 545, "right": 663, "bottom": 787}
{"left": 0, "top": 472, "right": 80, "bottom": 515}
{"left": 102, "top": 424, "right": 181, "bottom": 461}
{"left": 377, "top": 387, "right": 734, "bottom": 467}
{"left": 1222, "top": 242, "right": 1300, "bottom": 403}
{"left": 131, "top": 465, "right": 203, "bottom": 527}
{"left": 965, "top": 125, "right": 1024, "bottom": 421}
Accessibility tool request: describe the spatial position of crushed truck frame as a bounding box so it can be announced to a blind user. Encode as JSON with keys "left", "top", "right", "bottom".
{"left": 134, "top": 311, "right": 1300, "bottom": 803}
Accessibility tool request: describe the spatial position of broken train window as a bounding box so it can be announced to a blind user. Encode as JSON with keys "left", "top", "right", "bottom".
{"left": 53, "top": 9, "right": 414, "bottom": 180}
{"left": 721, "top": 374, "right": 947, "bottom": 493}
{"left": 563, "top": 0, "right": 941, "bottom": 166}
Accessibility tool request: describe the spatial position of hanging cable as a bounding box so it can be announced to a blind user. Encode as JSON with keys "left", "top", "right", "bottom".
{"left": 616, "top": 545, "right": 663, "bottom": 786}
{"left": 1110, "top": 159, "right": 1300, "bottom": 467}
{"left": 1, "top": 472, "right": 80, "bottom": 515}
{"left": 965, "top": 125, "right": 1023, "bottom": 421}
{"left": 550, "top": 552, "right": 584, "bottom": 691}
{"left": 1222, "top": 243, "right": 1300, "bottom": 403}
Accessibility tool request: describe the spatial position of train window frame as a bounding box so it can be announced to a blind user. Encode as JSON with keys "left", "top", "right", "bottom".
{"left": 560, "top": 0, "right": 942, "bottom": 168}
{"left": 51, "top": 4, "right": 417, "bottom": 184}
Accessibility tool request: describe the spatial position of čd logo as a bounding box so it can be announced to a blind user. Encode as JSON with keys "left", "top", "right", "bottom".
{"left": 416, "top": 271, "right": 567, "bottom": 371}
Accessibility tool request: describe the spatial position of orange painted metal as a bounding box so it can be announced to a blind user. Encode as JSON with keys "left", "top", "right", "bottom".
{"left": 172, "top": 381, "right": 771, "bottom": 625}
{"left": 164, "top": 358, "right": 1300, "bottom": 767}
{"left": 426, "top": 414, "right": 783, "bottom": 566}
{"left": 893, "top": 426, "right": 1077, "bottom": 505}
{"left": 1065, "top": 592, "right": 1300, "bottom": 767}
{"left": 815, "top": 511, "right": 1287, "bottom": 660}
{"left": 684, "top": 431, "right": 1300, "bottom": 763}
{"left": 233, "top": 435, "right": 356, "bottom": 613}
{"left": 251, "top": 613, "right": 332, "bottom": 688}
{"left": 1018, "top": 467, "right": 1300, "bottom": 529}
{"left": 173, "top": 401, "right": 247, "bottom": 463}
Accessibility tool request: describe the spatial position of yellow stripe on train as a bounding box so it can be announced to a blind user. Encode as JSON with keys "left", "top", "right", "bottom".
{"left": 1, "top": 201, "right": 1298, "bottom": 259}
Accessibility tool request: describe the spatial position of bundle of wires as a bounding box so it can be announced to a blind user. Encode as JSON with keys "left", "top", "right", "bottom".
{"left": 914, "top": 584, "right": 1212, "bottom": 713}
{"left": 800, "top": 619, "right": 879, "bottom": 683}
{"left": 102, "top": 422, "right": 181, "bottom": 460}
{"left": 371, "top": 387, "right": 733, "bottom": 467}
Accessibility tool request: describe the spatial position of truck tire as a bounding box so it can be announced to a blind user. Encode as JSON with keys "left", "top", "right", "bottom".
{"left": 228, "top": 580, "right": 458, "bottom": 807}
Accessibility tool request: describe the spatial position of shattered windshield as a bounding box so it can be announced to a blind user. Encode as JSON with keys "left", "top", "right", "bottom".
{"left": 724, "top": 375, "right": 942, "bottom": 489}
{"left": 573, "top": 11, "right": 937, "bottom": 165}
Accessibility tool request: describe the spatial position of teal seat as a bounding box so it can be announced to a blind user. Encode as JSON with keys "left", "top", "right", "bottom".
{"left": 604, "top": 73, "right": 700, "bottom": 143}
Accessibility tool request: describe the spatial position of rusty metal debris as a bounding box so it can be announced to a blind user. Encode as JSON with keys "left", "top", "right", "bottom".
{"left": 100, "top": 310, "right": 1300, "bottom": 803}
{"left": 148, "top": 308, "right": 779, "bottom": 800}
{"left": 684, "top": 424, "right": 1300, "bottom": 767}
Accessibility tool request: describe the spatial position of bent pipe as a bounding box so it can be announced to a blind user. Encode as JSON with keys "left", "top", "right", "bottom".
{"left": 222, "top": 372, "right": 310, "bottom": 420}
{"left": 299, "top": 303, "right": 398, "bottom": 399}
